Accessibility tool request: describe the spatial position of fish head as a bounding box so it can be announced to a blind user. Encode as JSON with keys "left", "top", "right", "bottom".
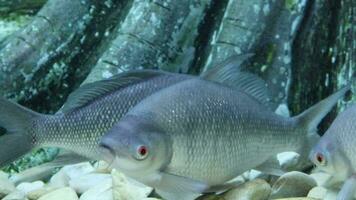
{"left": 309, "top": 132, "right": 351, "bottom": 181}
{"left": 99, "top": 115, "right": 172, "bottom": 177}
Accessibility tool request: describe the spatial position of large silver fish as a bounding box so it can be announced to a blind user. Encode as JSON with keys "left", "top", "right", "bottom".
{"left": 100, "top": 77, "right": 350, "bottom": 200}
{"left": 0, "top": 55, "right": 252, "bottom": 168}
{"left": 310, "top": 104, "right": 356, "bottom": 200}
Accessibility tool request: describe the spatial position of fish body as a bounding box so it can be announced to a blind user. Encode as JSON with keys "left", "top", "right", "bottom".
{"left": 0, "top": 54, "right": 253, "bottom": 167}
{"left": 310, "top": 104, "right": 356, "bottom": 200}
{"left": 100, "top": 78, "right": 350, "bottom": 200}
{"left": 0, "top": 70, "right": 191, "bottom": 165}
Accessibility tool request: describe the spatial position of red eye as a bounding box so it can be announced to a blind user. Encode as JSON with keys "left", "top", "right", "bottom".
{"left": 316, "top": 153, "right": 326, "bottom": 165}
{"left": 316, "top": 153, "right": 323, "bottom": 162}
{"left": 138, "top": 146, "right": 148, "bottom": 157}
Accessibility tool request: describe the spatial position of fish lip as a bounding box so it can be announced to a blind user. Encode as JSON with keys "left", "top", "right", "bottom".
{"left": 99, "top": 142, "right": 116, "bottom": 160}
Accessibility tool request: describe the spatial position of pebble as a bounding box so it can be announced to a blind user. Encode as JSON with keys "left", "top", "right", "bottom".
{"left": 93, "top": 161, "right": 112, "bottom": 173}
{"left": 49, "top": 162, "right": 94, "bottom": 188}
{"left": 0, "top": 171, "right": 16, "bottom": 198}
{"left": 309, "top": 172, "right": 332, "bottom": 186}
{"left": 62, "top": 163, "right": 95, "bottom": 180}
{"left": 2, "top": 190, "right": 27, "bottom": 200}
{"left": 16, "top": 181, "right": 44, "bottom": 195}
{"left": 27, "top": 186, "right": 57, "bottom": 200}
{"left": 277, "top": 152, "right": 300, "bottom": 170}
{"left": 69, "top": 173, "right": 111, "bottom": 194}
{"left": 38, "top": 187, "right": 78, "bottom": 200}
{"left": 272, "top": 198, "right": 318, "bottom": 200}
{"left": 112, "top": 169, "right": 153, "bottom": 199}
{"left": 270, "top": 171, "right": 317, "bottom": 199}
{"left": 222, "top": 179, "right": 271, "bottom": 200}
{"left": 307, "top": 186, "right": 327, "bottom": 199}
{"left": 324, "top": 189, "right": 338, "bottom": 200}
{"left": 49, "top": 169, "right": 69, "bottom": 188}
{"left": 79, "top": 180, "right": 113, "bottom": 200}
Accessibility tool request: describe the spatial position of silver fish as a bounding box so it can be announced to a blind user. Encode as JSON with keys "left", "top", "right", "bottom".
{"left": 310, "top": 104, "right": 356, "bottom": 200}
{"left": 100, "top": 77, "right": 350, "bottom": 200}
{"left": 0, "top": 54, "right": 252, "bottom": 167}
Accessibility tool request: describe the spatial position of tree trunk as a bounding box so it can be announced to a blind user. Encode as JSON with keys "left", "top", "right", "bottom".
{"left": 289, "top": 0, "right": 355, "bottom": 133}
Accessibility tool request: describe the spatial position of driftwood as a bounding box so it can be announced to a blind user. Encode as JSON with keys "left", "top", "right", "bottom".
{"left": 201, "top": 0, "right": 308, "bottom": 108}
{"left": 0, "top": 0, "right": 127, "bottom": 112}
{"left": 290, "top": 0, "right": 355, "bottom": 132}
{"left": 83, "top": 0, "right": 212, "bottom": 84}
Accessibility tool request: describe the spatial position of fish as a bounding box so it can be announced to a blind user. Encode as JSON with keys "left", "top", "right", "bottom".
{"left": 99, "top": 76, "right": 350, "bottom": 200}
{"left": 309, "top": 104, "right": 356, "bottom": 200}
{"left": 0, "top": 54, "right": 253, "bottom": 168}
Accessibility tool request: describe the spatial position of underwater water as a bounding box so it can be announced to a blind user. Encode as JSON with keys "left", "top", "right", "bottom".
{"left": 0, "top": 0, "right": 354, "bottom": 200}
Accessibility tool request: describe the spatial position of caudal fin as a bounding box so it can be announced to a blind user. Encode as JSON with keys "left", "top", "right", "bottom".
{"left": 295, "top": 85, "right": 351, "bottom": 133}
{"left": 0, "top": 98, "right": 42, "bottom": 167}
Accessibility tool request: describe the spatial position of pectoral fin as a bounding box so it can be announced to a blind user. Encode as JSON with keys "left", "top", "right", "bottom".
{"left": 337, "top": 175, "right": 356, "bottom": 200}
{"left": 155, "top": 172, "right": 208, "bottom": 200}
{"left": 254, "top": 156, "right": 286, "bottom": 176}
{"left": 10, "top": 151, "right": 89, "bottom": 184}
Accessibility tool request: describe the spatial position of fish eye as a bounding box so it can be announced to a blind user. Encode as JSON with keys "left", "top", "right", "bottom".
{"left": 315, "top": 152, "right": 327, "bottom": 166}
{"left": 135, "top": 145, "right": 148, "bottom": 160}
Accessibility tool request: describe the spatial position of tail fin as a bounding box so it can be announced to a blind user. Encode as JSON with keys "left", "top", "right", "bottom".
{"left": 0, "top": 98, "right": 42, "bottom": 167}
{"left": 294, "top": 85, "right": 351, "bottom": 133}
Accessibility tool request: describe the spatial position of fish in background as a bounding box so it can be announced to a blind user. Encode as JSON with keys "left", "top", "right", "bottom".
{"left": 99, "top": 72, "right": 350, "bottom": 200}
{"left": 0, "top": 54, "right": 253, "bottom": 168}
{"left": 310, "top": 103, "right": 356, "bottom": 200}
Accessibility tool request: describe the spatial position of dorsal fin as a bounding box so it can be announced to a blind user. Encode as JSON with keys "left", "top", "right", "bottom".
{"left": 200, "top": 53, "right": 253, "bottom": 81}
{"left": 61, "top": 70, "right": 168, "bottom": 113}
{"left": 232, "top": 72, "right": 276, "bottom": 110}
{"left": 201, "top": 54, "right": 277, "bottom": 110}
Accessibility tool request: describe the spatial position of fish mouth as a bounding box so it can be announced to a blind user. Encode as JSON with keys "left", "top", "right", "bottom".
{"left": 99, "top": 142, "right": 116, "bottom": 163}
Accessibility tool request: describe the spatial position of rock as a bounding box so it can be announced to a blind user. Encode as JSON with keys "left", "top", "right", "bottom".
{"left": 27, "top": 186, "right": 57, "bottom": 200}
{"left": 270, "top": 171, "right": 317, "bottom": 199}
{"left": 49, "top": 162, "right": 94, "bottom": 188}
{"left": 222, "top": 179, "right": 271, "bottom": 200}
{"left": 198, "top": 194, "right": 224, "bottom": 200}
{"left": 309, "top": 172, "right": 332, "bottom": 186}
{"left": 324, "top": 189, "right": 338, "bottom": 200}
{"left": 277, "top": 152, "right": 300, "bottom": 169}
{"left": 272, "top": 198, "right": 317, "bottom": 200}
{"left": 112, "top": 169, "right": 153, "bottom": 200}
{"left": 307, "top": 186, "right": 327, "bottom": 199}
{"left": 2, "top": 190, "right": 27, "bottom": 200}
{"left": 242, "top": 170, "right": 270, "bottom": 182}
{"left": 0, "top": 171, "right": 9, "bottom": 179}
{"left": 93, "top": 161, "right": 112, "bottom": 173}
{"left": 69, "top": 173, "right": 111, "bottom": 194}
{"left": 16, "top": 181, "right": 44, "bottom": 195}
{"left": 49, "top": 169, "right": 69, "bottom": 188}
{"left": 79, "top": 180, "right": 113, "bottom": 200}
{"left": 62, "top": 162, "right": 95, "bottom": 180}
{"left": 0, "top": 172, "right": 16, "bottom": 198}
{"left": 38, "top": 187, "right": 78, "bottom": 200}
